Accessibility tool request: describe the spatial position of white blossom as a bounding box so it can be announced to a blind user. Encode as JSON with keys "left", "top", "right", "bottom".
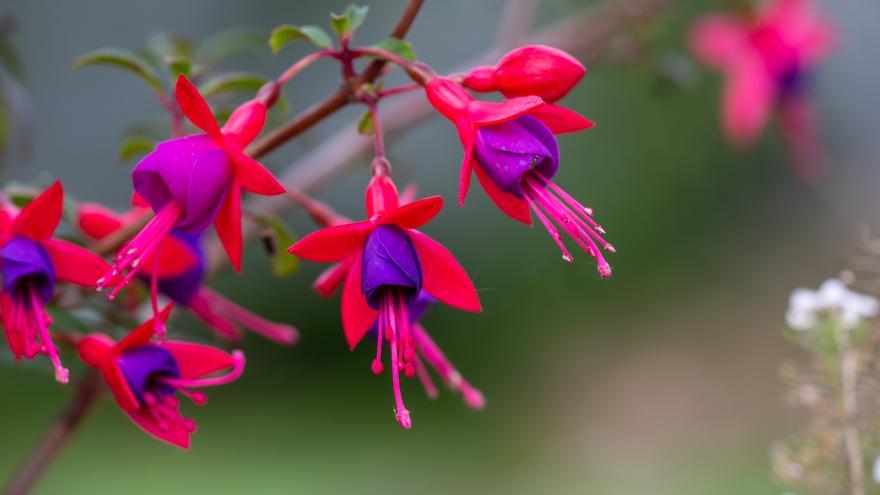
{"left": 786, "top": 278, "right": 879, "bottom": 331}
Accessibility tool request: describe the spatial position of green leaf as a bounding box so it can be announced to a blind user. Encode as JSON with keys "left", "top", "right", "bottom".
{"left": 269, "top": 25, "right": 332, "bottom": 52}
{"left": 166, "top": 55, "right": 192, "bottom": 78}
{"left": 144, "top": 33, "right": 192, "bottom": 62}
{"left": 72, "top": 48, "right": 163, "bottom": 92}
{"left": 259, "top": 217, "right": 299, "bottom": 277}
{"left": 330, "top": 5, "right": 369, "bottom": 38}
{"left": 370, "top": 37, "right": 416, "bottom": 61}
{"left": 199, "top": 72, "right": 268, "bottom": 97}
{"left": 117, "top": 136, "right": 155, "bottom": 162}
{"left": 357, "top": 110, "right": 374, "bottom": 135}
{"left": 196, "top": 28, "right": 267, "bottom": 66}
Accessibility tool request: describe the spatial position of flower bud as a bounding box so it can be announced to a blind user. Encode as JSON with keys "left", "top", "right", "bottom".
{"left": 464, "top": 45, "right": 585, "bottom": 102}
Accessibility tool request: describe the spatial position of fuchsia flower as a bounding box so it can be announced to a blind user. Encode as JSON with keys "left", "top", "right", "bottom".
{"left": 77, "top": 305, "right": 245, "bottom": 449}
{"left": 98, "top": 75, "right": 286, "bottom": 309}
{"left": 425, "top": 74, "right": 614, "bottom": 277}
{"left": 289, "top": 176, "right": 481, "bottom": 428}
{"left": 78, "top": 201, "right": 298, "bottom": 344}
{"left": 463, "top": 45, "right": 586, "bottom": 102}
{"left": 0, "top": 181, "right": 110, "bottom": 383}
{"left": 690, "top": 0, "right": 835, "bottom": 179}
{"left": 293, "top": 193, "right": 484, "bottom": 410}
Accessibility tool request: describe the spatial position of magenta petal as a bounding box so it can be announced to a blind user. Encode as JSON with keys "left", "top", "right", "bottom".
{"left": 132, "top": 135, "right": 234, "bottom": 232}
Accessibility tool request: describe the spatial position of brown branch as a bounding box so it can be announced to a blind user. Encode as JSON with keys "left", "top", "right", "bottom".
{"left": 208, "top": 0, "right": 670, "bottom": 273}
{"left": 3, "top": 371, "right": 101, "bottom": 495}
{"left": 245, "top": 0, "right": 426, "bottom": 159}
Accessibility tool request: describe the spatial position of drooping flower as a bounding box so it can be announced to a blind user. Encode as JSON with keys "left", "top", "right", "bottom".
{"left": 78, "top": 200, "right": 298, "bottom": 344}
{"left": 463, "top": 45, "right": 586, "bottom": 103}
{"left": 689, "top": 0, "right": 835, "bottom": 180}
{"left": 786, "top": 278, "right": 878, "bottom": 331}
{"left": 289, "top": 175, "right": 481, "bottom": 428}
{"left": 425, "top": 76, "right": 613, "bottom": 276}
{"left": 98, "top": 75, "right": 286, "bottom": 314}
{"left": 0, "top": 181, "right": 110, "bottom": 383}
{"left": 76, "top": 305, "right": 245, "bottom": 449}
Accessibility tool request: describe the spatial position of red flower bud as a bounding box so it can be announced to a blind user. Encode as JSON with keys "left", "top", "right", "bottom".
{"left": 463, "top": 45, "right": 585, "bottom": 102}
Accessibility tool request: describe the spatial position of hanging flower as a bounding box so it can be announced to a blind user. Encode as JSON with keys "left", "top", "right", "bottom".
{"left": 78, "top": 200, "right": 297, "bottom": 344}
{"left": 425, "top": 76, "right": 613, "bottom": 276}
{"left": 289, "top": 175, "right": 481, "bottom": 428}
{"left": 462, "top": 45, "right": 586, "bottom": 102}
{"left": 0, "top": 181, "right": 110, "bottom": 383}
{"left": 98, "top": 75, "right": 286, "bottom": 313}
{"left": 690, "top": 0, "right": 835, "bottom": 180}
{"left": 77, "top": 305, "right": 245, "bottom": 449}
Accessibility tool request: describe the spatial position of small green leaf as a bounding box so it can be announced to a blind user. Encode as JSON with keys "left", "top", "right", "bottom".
{"left": 357, "top": 110, "right": 374, "bottom": 135}
{"left": 72, "top": 48, "right": 163, "bottom": 92}
{"left": 144, "top": 33, "right": 192, "bottom": 62}
{"left": 330, "top": 5, "right": 369, "bottom": 38}
{"left": 370, "top": 37, "right": 416, "bottom": 61}
{"left": 269, "top": 25, "right": 332, "bottom": 52}
{"left": 166, "top": 55, "right": 192, "bottom": 78}
{"left": 259, "top": 217, "right": 299, "bottom": 277}
{"left": 196, "top": 27, "right": 266, "bottom": 66}
{"left": 117, "top": 136, "right": 155, "bottom": 162}
{"left": 200, "top": 72, "right": 268, "bottom": 97}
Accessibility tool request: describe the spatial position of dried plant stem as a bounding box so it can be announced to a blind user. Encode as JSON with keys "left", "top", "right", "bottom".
{"left": 2, "top": 371, "right": 101, "bottom": 495}
{"left": 837, "top": 325, "right": 865, "bottom": 495}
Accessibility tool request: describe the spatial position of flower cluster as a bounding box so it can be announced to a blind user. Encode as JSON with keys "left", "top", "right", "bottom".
{"left": 786, "top": 278, "right": 879, "bottom": 330}
{"left": 0, "top": 3, "right": 632, "bottom": 449}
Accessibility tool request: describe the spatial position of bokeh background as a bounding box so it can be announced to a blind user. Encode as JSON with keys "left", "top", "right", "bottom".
{"left": 1, "top": 0, "right": 879, "bottom": 493}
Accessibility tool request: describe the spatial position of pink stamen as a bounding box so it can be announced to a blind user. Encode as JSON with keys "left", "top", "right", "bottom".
{"left": 381, "top": 289, "right": 411, "bottom": 429}
{"left": 28, "top": 287, "right": 68, "bottom": 383}
{"left": 412, "top": 323, "right": 485, "bottom": 410}
{"left": 97, "top": 201, "right": 183, "bottom": 300}
{"left": 150, "top": 242, "right": 166, "bottom": 339}
{"left": 372, "top": 303, "right": 385, "bottom": 375}
{"left": 413, "top": 354, "right": 439, "bottom": 399}
{"left": 522, "top": 174, "right": 613, "bottom": 278}
{"left": 191, "top": 288, "right": 299, "bottom": 345}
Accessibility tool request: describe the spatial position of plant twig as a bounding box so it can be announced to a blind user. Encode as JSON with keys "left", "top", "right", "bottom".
{"left": 836, "top": 325, "right": 866, "bottom": 495}
{"left": 2, "top": 371, "right": 101, "bottom": 495}
{"left": 245, "top": 0, "right": 426, "bottom": 159}
{"left": 208, "top": 0, "right": 670, "bottom": 273}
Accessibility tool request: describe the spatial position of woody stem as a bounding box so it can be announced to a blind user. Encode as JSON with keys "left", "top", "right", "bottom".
{"left": 2, "top": 370, "right": 101, "bottom": 495}
{"left": 246, "top": 0, "right": 426, "bottom": 159}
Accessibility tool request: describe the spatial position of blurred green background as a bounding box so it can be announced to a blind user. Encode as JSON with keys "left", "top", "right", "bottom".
{"left": 1, "top": 0, "right": 879, "bottom": 493}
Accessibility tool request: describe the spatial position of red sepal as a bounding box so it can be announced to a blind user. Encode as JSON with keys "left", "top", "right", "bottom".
{"left": 214, "top": 182, "right": 243, "bottom": 272}
{"left": 288, "top": 221, "right": 374, "bottom": 263}
{"left": 117, "top": 305, "right": 174, "bottom": 353}
{"left": 409, "top": 230, "right": 481, "bottom": 312}
{"left": 341, "top": 251, "right": 378, "bottom": 349}
{"left": 528, "top": 104, "right": 595, "bottom": 134}
{"left": 473, "top": 161, "right": 532, "bottom": 225}
{"left": 45, "top": 239, "right": 110, "bottom": 287}
{"left": 162, "top": 342, "right": 235, "bottom": 379}
{"left": 233, "top": 152, "right": 286, "bottom": 196}
{"left": 77, "top": 203, "right": 124, "bottom": 240}
{"left": 12, "top": 181, "right": 63, "bottom": 241}
{"left": 313, "top": 261, "right": 351, "bottom": 298}
{"left": 222, "top": 99, "right": 267, "bottom": 148}
{"left": 467, "top": 96, "right": 544, "bottom": 126}
{"left": 175, "top": 75, "right": 222, "bottom": 140}
{"left": 376, "top": 196, "right": 443, "bottom": 229}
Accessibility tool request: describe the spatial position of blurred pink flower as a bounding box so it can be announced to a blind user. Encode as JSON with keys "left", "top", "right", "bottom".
{"left": 690, "top": 0, "right": 835, "bottom": 181}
